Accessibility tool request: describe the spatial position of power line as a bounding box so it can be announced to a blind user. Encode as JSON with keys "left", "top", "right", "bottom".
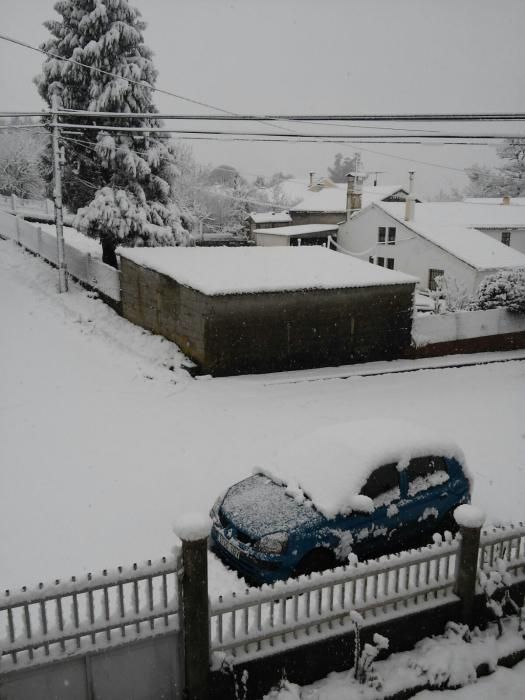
{"left": 53, "top": 122, "right": 522, "bottom": 140}
{"left": 7, "top": 107, "right": 525, "bottom": 123}
{"left": 0, "top": 32, "right": 296, "bottom": 137}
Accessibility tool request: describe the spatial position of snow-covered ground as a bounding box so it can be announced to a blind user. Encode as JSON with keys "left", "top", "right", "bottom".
{"left": 1, "top": 238, "right": 525, "bottom": 598}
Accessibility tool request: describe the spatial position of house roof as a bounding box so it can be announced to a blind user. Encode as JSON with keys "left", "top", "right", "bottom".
{"left": 286, "top": 181, "right": 409, "bottom": 213}
{"left": 120, "top": 246, "right": 417, "bottom": 296}
{"left": 254, "top": 223, "right": 338, "bottom": 237}
{"left": 376, "top": 202, "right": 525, "bottom": 271}
{"left": 265, "top": 178, "right": 409, "bottom": 213}
{"left": 464, "top": 197, "right": 525, "bottom": 206}
{"left": 247, "top": 211, "right": 292, "bottom": 224}
{"left": 380, "top": 201, "right": 525, "bottom": 230}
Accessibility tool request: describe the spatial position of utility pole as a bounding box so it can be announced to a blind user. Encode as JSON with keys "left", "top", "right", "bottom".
{"left": 51, "top": 93, "right": 68, "bottom": 293}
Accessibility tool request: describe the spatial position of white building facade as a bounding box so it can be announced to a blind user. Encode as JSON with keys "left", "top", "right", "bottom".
{"left": 338, "top": 201, "right": 525, "bottom": 296}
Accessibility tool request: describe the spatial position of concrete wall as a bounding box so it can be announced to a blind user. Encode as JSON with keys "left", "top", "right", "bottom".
{"left": 413, "top": 307, "right": 525, "bottom": 346}
{"left": 120, "top": 258, "right": 415, "bottom": 376}
{"left": 338, "top": 206, "right": 480, "bottom": 294}
{"left": 0, "top": 632, "right": 182, "bottom": 700}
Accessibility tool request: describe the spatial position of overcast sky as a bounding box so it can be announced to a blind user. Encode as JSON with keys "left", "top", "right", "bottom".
{"left": 2, "top": 0, "right": 525, "bottom": 196}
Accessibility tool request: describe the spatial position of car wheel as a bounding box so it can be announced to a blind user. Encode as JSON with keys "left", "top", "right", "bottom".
{"left": 292, "top": 548, "right": 337, "bottom": 577}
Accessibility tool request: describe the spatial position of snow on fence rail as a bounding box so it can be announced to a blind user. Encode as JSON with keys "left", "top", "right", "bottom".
{"left": 210, "top": 537, "right": 460, "bottom": 662}
{"left": 0, "top": 209, "right": 120, "bottom": 301}
{"left": 0, "top": 555, "right": 179, "bottom": 674}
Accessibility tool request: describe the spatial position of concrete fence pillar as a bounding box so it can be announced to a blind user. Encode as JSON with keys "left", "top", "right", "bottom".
{"left": 11, "top": 193, "right": 17, "bottom": 213}
{"left": 176, "top": 516, "right": 211, "bottom": 700}
{"left": 453, "top": 504, "right": 485, "bottom": 626}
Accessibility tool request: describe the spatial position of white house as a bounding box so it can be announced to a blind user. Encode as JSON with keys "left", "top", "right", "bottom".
{"left": 254, "top": 223, "right": 338, "bottom": 247}
{"left": 337, "top": 199, "right": 525, "bottom": 296}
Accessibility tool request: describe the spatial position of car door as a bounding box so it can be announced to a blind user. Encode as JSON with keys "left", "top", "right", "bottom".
{"left": 398, "top": 456, "right": 451, "bottom": 547}
{"left": 356, "top": 462, "right": 403, "bottom": 558}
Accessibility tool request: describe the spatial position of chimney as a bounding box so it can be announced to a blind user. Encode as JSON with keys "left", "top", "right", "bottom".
{"left": 309, "top": 171, "right": 315, "bottom": 186}
{"left": 502, "top": 195, "right": 511, "bottom": 205}
{"left": 404, "top": 170, "right": 416, "bottom": 222}
{"left": 346, "top": 153, "right": 364, "bottom": 222}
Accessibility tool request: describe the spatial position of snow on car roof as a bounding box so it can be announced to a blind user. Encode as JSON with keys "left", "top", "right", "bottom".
{"left": 258, "top": 420, "right": 467, "bottom": 519}
{"left": 120, "top": 246, "right": 417, "bottom": 295}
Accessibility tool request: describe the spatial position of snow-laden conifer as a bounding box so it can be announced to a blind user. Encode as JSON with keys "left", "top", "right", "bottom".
{"left": 35, "top": 0, "right": 188, "bottom": 266}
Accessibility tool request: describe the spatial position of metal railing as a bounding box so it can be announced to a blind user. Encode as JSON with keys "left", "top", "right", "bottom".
{"left": 210, "top": 537, "right": 460, "bottom": 661}
{"left": 0, "top": 556, "right": 180, "bottom": 674}
{"left": 0, "top": 193, "right": 54, "bottom": 216}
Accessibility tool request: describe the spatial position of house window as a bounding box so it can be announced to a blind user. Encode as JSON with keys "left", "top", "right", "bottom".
{"left": 501, "top": 231, "right": 511, "bottom": 246}
{"left": 387, "top": 227, "right": 396, "bottom": 245}
{"left": 378, "top": 227, "right": 386, "bottom": 243}
{"left": 369, "top": 256, "right": 374, "bottom": 264}
{"left": 428, "top": 268, "right": 444, "bottom": 291}
{"left": 377, "top": 257, "right": 385, "bottom": 267}
{"left": 387, "top": 258, "right": 395, "bottom": 270}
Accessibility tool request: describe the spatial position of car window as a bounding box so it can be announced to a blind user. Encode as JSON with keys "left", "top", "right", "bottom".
{"left": 407, "top": 456, "right": 449, "bottom": 496}
{"left": 360, "top": 463, "right": 400, "bottom": 505}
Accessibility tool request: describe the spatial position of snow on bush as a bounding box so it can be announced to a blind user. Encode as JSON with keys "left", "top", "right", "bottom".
{"left": 474, "top": 268, "right": 525, "bottom": 313}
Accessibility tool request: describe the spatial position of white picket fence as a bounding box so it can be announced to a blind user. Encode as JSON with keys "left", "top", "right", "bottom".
{"left": 0, "top": 556, "right": 180, "bottom": 674}
{"left": 1, "top": 524, "right": 524, "bottom": 675}
{"left": 0, "top": 209, "right": 120, "bottom": 301}
{"left": 209, "top": 523, "right": 525, "bottom": 663}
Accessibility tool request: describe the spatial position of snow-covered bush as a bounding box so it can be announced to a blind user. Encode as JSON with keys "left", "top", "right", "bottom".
{"left": 431, "top": 273, "right": 472, "bottom": 313}
{"left": 35, "top": 0, "right": 188, "bottom": 265}
{"left": 474, "top": 268, "right": 525, "bottom": 314}
{"left": 350, "top": 610, "right": 389, "bottom": 688}
{"left": 479, "top": 559, "right": 524, "bottom": 637}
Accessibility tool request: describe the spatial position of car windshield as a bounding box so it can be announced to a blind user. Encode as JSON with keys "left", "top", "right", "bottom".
{"left": 221, "top": 474, "right": 324, "bottom": 537}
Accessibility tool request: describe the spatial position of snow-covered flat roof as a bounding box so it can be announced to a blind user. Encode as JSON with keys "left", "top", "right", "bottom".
{"left": 120, "top": 246, "right": 417, "bottom": 296}
{"left": 259, "top": 420, "right": 467, "bottom": 518}
{"left": 377, "top": 202, "right": 525, "bottom": 271}
{"left": 254, "top": 223, "right": 338, "bottom": 237}
{"left": 464, "top": 197, "right": 525, "bottom": 206}
{"left": 247, "top": 211, "right": 292, "bottom": 224}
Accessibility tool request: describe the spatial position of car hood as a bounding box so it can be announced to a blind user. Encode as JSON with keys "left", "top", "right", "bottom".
{"left": 220, "top": 474, "right": 324, "bottom": 539}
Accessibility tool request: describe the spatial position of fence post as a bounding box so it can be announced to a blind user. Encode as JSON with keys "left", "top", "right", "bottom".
{"left": 176, "top": 516, "right": 211, "bottom": 700}
{"left": 453, "top": 505, "right": 485, "bottom": 626}
{"left": 11, "top": 193, "right": 17, "bottom": 214}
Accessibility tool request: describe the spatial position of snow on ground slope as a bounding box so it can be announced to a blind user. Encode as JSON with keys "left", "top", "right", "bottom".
{"left": 1, "top": 238, "right": 525, "bottom": 594}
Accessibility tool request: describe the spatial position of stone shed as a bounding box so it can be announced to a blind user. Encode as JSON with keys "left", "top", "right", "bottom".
{"left": 119, "top": 247, "right": 417, "bottom": 376}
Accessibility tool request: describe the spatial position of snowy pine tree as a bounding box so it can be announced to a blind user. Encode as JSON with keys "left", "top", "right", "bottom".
{"left": 465, "top": 139, "right": 525, "bottom": 198}
{"left": 35, "top": 0, "right": 188, "bottom": 266}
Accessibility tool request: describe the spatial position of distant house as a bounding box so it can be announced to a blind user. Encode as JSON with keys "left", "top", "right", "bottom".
{"left": 338, "top": 199, "right": 525, "bottom": 296}
{"left": 119, "top": 247, "right": 416, "bottom": 376}
{"left": 274, "top": 177, "right": 412, "bottom": 227}
{"left": 461, "top": 196, "right": 525, "bottom": 253}
{"left": 254, "top": 223, "right": 338, "bottom": 247}
{"left": 245, "top": 211, "right": 292, "bottom": 239}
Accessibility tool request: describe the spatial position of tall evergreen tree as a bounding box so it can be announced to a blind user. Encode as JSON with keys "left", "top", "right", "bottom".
{"left": 35, "top": 0, "right": 187, "bottom": 266}
{"left": 327, "top": 153, "right": 360, "bottom": 183}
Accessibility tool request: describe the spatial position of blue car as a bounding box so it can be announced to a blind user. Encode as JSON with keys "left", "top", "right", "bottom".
{"left": 210, "top": 422, "right": 471, "bottom": 586}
